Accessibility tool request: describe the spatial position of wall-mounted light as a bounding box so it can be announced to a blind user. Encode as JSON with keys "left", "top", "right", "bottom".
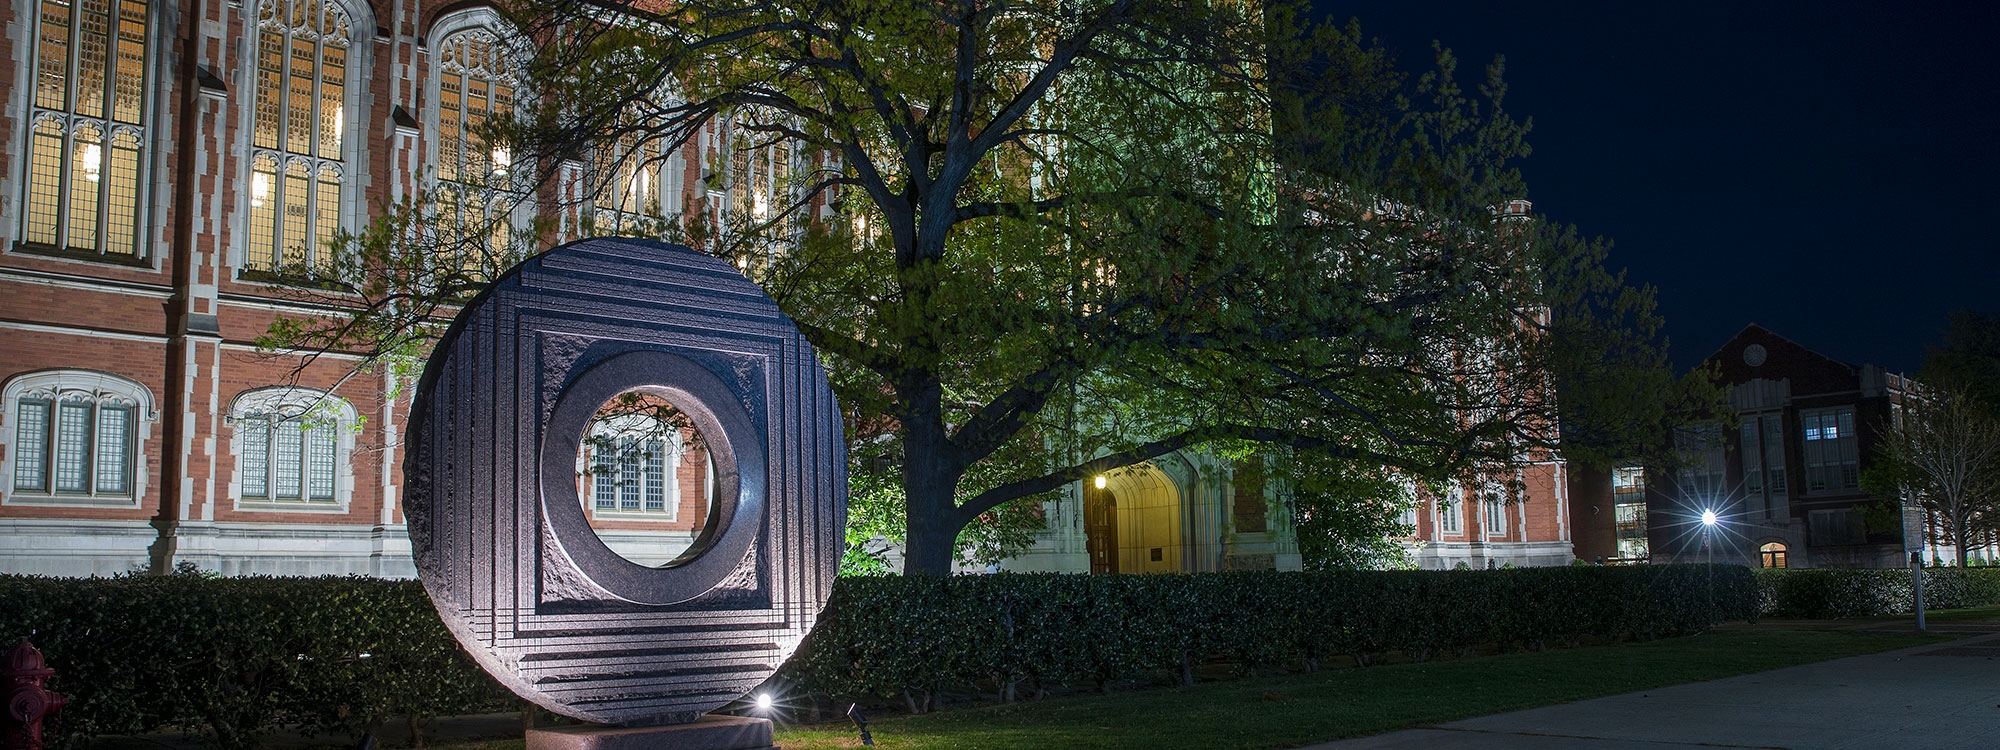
{"left": 1093, "top": 475, "right": 1106, "bottom": 489}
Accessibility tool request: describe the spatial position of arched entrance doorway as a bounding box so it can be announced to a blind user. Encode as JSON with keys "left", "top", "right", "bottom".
{"left": 1082, "top": 463, "right": 1184, "bottom": 574}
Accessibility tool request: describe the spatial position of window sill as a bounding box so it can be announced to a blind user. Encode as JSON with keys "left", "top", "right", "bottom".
{"left": 3, "top": 491, "right": 141, "bottom": 508}
{"left": 234, "top": 499, "right": 350, "bottom": 514}
{"left": 587, "top": 510, "right": 683, "bottom": 523}
{"left": 232, "top": 268, "right": 355, "bottom": 292}
{"left": 11, "top": 242, "right": 150, "bottom": 268}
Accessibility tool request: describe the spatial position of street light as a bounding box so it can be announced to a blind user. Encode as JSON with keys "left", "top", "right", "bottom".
{"left": 1698, "top": 508, "right": 1720, "bottom": 565}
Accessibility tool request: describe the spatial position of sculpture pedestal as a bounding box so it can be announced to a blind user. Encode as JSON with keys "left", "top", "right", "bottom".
{"left": 526, "top": 715, "right": 775, "bottom": 750}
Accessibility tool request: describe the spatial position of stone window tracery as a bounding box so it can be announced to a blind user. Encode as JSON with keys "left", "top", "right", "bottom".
{"left": 3, "top": 370, "right": 153, "bottom": 505}
{"left": 245, "top": 0, "right": 353, "bottom": 274}
{"left": 228, "top": 387, "right": 355, "bottom": 508}
{"left": 21, "top": 0, "right": 151, "bottom": 260}
{"left": 432, "top": 23, "right": 528, "bottom": 264}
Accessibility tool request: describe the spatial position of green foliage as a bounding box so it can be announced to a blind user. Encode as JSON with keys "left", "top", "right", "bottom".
{"left": 0, "top": 574, "right": 513, "bottom": 750}
{"left": 233, "top": 0, "right": 1701, "bottom": 575}
{"left": 1753, "top": 567, "right": 2000, "bottom": 619}
{"left": 781, "top": 565, "right": 1758, "bottom": 703}
{"left": 1279, "top": 449, "right": 1417, "bottom": 571}
{"left": 37, "top": 567, "right": 1991, "bottom": 745}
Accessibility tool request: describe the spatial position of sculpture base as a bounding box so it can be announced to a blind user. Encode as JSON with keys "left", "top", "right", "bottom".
{"left": 526, "top": 715, "right": 774, "bottom": 750}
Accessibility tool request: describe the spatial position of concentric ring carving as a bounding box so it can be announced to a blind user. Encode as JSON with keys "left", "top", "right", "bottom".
{"left": 406, "top": 238, "right": 845, "bottom": 725}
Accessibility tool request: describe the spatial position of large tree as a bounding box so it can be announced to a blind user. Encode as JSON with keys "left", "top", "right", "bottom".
{"left": 1875, "top": 387, "right": 2000, "bottom": 567}
{"left": 271, "top": 0, "right": 1699, "bottom": 575}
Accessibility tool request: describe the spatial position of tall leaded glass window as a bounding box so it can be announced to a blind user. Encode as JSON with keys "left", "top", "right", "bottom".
{"left": 591, "top": 122, "right": 686, "bottom": 237}
{"left": 434, "top": 27, "right": 524, "bottom": 263}
{"left": 724, "top": 111, "right": 791, "bottom": 226}
{"left": 22, "top": 0, "right": 150, "bottom": 259}
{"left": 245, "top": 0, "right": 351, "bottom": 274}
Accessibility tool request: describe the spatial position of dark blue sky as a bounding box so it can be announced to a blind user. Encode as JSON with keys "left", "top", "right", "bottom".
{"left": 1319, "top": 1, "right": 2000, "bottom": 373}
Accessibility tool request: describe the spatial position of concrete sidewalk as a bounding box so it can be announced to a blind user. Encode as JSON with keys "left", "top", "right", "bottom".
{"left": 1304, "top": 630, "right": 2000, "bottom": 750}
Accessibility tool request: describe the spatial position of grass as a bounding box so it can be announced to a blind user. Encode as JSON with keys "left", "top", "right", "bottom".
{"left": 1918, "top": 604, "right": 2000, "bottom": 622}
{"left": 411, "top": 615, "right": 1981, "bottom": 750}
{"left": 768, "top": 627, "right": 1947, "bottom": 750}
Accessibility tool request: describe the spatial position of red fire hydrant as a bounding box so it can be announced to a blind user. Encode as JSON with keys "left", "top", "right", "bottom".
{"left": 3, "top": 639, "right": 65, "bottom": 750}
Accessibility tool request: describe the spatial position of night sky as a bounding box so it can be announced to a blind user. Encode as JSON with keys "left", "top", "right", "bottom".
{"left": 1318, "top": 1, "right": 2000, "bottom": 373}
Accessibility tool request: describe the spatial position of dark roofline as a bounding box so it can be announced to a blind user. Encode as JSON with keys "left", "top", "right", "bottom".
{"left": 1699, "top": 322, "right": 1860, "bottom": 372}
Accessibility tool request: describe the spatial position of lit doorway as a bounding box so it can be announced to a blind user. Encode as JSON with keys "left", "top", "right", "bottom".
{"left": 1083, "top": 463, "right": 1184, "bottom": 574}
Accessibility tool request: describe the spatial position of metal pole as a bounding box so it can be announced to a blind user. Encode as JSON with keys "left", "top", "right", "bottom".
{"left": 1912, "top": 551, "right": 1926, "bottom": 633}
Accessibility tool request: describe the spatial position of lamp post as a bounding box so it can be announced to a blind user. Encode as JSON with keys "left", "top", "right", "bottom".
{"left": 1700, "top": 509, "right": 1718, "bottom": 621}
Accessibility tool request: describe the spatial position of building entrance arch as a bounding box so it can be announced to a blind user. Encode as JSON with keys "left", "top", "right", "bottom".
{"left": 1082, "top": 463, "right": 1184, "bottom": 574}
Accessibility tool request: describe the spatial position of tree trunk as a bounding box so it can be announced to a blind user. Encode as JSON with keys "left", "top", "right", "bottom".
{"left": 900, "top": 391, "right": 967, "bottom": 576}
{"left": 903, "top": 477, "right": 963, "bottom": 576}
{"left": 1955, "top": 512, "right": 1972, "bottom": 568}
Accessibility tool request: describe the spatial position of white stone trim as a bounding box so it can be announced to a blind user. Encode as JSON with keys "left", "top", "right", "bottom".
{"left": 224, "top": 385, "right": 359, "bottom": 513}
{"left": 228, "top": 0, "right": 377, "bottom": 273}
{"left": 1, "top": 369, "right": 157, "bottom": 508}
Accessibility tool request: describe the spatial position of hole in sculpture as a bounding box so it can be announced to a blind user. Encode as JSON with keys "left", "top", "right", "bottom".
{"left": 575, "top": 389, "right": 718, "bottom": 568}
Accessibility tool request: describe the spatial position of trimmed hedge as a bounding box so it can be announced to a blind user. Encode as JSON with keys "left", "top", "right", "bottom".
{"left": 0, "top": 574, "right": 513, "bottom": 749}
{"left": 3, "top": 566, "right": 1757, "bottom": 746}
{"left": 780, "top": 565, "right": 1760, "bottom": 705}
{"left": 1754, "top": 567, "right": 2000, "bottom": 619}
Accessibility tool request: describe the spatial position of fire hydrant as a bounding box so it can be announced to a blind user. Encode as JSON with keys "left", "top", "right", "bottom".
{"left": 3, "top": 639, "right": 65, "bottom": 750}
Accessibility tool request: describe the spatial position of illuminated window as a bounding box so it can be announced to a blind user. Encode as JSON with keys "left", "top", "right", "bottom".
{"left": 4, "top": 370, "right": 152, "bottom": 505}
{"left": 591, "top": 130, "right": 686, "bottom": 237}
{"left": 433, "top": 22, "right": 526, "bottom": 266}
{"left": 229, "top": 388, "right": 353, "bottom": 507}
{"left": 725, "top": 112, "right": 792, "bottom": 226}
{"left": 1800, "top": 407, "right": 1858, "bottom": 493}
{"left": 1612, "top": 466, "right": 1649, "bottom": 560}
{"left": 244, "top": 0, "right": 352, "bottom": 275}
{"left": 1759, "top": 542, "right": 1788, "bottom": 569}
{"left": 21, "top": 0, "right": 151, "bottom": 259}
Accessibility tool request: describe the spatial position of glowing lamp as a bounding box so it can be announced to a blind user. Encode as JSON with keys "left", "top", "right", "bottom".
{"left": 1700, "top": 509, "right": 1718, "bottom": 527}
{"left": 1093, "top": 475, "right": 1106, "bottom": 489}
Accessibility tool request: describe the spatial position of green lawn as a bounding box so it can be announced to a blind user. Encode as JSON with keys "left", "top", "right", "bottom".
{"left": 1918, "top": 604, "right": 2000, "bottom": 622}
{"left": 421, "top": 621, "right": 1962, "bottom": 750}
{"left": 770, "top": 627, "right": 1945, "bottom": 750}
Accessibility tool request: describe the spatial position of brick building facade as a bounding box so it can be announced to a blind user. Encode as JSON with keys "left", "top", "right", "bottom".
{"left": 0, "top": 0, "right": 1579, "bottom": 577}
{"left": 1570, "top": 324, "right": 1951, "bottom": 569}
{"left": 0, "top": 0, "right": 738, "bottom": 577}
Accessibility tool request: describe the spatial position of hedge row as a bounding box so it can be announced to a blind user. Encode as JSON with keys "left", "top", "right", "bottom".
{"left": 1755, "top": 567, "right": 2000, "bottom": 619}
{"left": 0, "top": 575, "right": 513, "bottom": 749}
{"left": 1, "top": 565, "right": 1758, "bottom": 746}
{"left": 780, "top": 566, "right": 1759, "bottom": 705}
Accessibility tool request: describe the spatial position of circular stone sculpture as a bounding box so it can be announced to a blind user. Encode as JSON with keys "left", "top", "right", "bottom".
{"left": 406, "top": 238, "right": 845, "bottom": 725}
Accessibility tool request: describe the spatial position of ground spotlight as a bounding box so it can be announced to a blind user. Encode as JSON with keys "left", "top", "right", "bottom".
{"left": 755, "top": 693, "right": 774, "bottom": 712}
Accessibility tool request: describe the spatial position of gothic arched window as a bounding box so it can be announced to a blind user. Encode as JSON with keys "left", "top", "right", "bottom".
{"left": 245, "top": 0, "right": 353, "bottom": 274}
{"left": 228, "top": 387, "right": 356, "bottom": 508}
{"left": 22, "top": 0, "right": 151, "bottom": 260}
{"left": 432, "top": 22, "right": 526, "bottom": 263}
{"left": 3, "top": 370, "right": 155, "bottom": 506}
